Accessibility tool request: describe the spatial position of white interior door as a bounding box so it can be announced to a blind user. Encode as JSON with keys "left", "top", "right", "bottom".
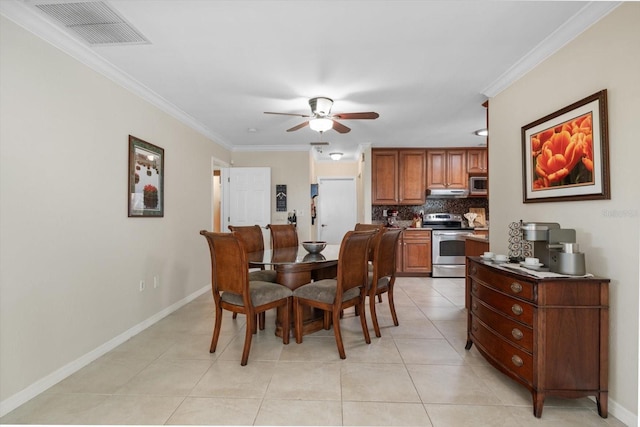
{"left": 222, "top": 167, "right": 271, "bottom": 240}
{"left": 317, "top": 177, "right": 357, "bottom": 244}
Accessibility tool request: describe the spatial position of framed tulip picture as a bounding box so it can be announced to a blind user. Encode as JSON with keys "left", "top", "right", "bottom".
{"left": 521, "top": 89, "right": 610, "bottom": 203}
{"left": 128, "top": 135, "right": 164, "bottom": 217}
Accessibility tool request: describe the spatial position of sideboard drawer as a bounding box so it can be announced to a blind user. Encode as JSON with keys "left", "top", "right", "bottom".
{"left": 470, "top": 295, "right": 533, "bottom": 352}
{"left": 471, "top": 317, "right": 533, "bottom": 384}
{"left": 469, "top": 262, "right": 535, "bottom": 302}
{"left": 472, "top": 281, "right": 534, "bottom": 327}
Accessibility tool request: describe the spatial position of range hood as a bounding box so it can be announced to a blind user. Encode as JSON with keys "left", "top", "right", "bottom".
{"left": 427, "top": 189, "right": 469, "bottom": 199}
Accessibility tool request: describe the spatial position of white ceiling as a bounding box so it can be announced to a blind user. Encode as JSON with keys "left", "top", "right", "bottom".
{"left": 3, "top": 1, "right": 619, "bottom": 161}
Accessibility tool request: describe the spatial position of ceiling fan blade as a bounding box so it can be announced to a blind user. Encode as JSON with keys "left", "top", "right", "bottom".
{"left": 264, "top": 112, "right": 310, "bottom": 118}
{"left": 332, "top": 112, "right": 379, "bottom": 120}
{"left": 286, "top": 121, "right": 309, "bottom": 132}
{"left": 332, "top": 120, "right": 351, "bottom": 134}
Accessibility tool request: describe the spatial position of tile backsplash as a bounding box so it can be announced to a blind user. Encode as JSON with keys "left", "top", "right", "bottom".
{"left": 372, "top": 198, "right": 489, "bottom": 223}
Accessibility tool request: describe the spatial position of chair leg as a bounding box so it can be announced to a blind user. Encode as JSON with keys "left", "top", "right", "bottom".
{"left": 358, "top": 301, "right": 371, "bottom": 344}
{"left": 294, "top": 297, "right": 303, "bottom": 344}
{"left": 232, "top": 312, "right": 238, "bottom": 319}
{"left": 259, "top": 312, "right": 266, "bottom": 330}
{"left": 210, "top": 305, "right": 223, "bottom": 353}
{"left": 388, "top": 285, "right": 399, "bottom": 327}
{"left": 282, "top": 298, "right": 290, "bottom": 345}
{"left": 332, "top": 309, "right": 346, "bottom": 359}
{"left": 241, "top": 310, "right": 254, "bottom": 366}
{"left": 370, "top": 293, "right": 382, "bottom": 338}
{"left": 323, "top": 311, "right": 331, "bottom": 330}
{"left": 377, "top": 294, "right": 383, "bottom": 303}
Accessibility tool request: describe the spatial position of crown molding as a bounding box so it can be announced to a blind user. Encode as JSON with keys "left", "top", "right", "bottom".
{"left": 482, "top": 1, "right": 621, "bottom": 98}
{"left": 0, "top": 0, "right": 232, "bottom": 150}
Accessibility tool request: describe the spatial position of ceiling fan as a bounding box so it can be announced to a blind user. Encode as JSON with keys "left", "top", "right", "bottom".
{"left": 264, "top": 97, "right": 379, "bottom": 134}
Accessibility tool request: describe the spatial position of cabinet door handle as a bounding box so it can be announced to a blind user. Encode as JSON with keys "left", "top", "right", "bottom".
{"left": 511, "top": 328, "right": 523, "bottom": 340}
{"left": 511, "top": 355, "right": 524, "bottom": 367}
{"left": 510, "top": 282, "right": 523, "bottom": 293}
{"left": 511, "top": 304, "right": 523, "bottom": 316}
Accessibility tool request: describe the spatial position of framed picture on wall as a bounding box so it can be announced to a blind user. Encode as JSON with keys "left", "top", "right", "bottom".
{"left": 521, "top": 89, "right": 610, "bottom": 203}
{"left": 128, "top": 135, "right": 164, "bottom": 217}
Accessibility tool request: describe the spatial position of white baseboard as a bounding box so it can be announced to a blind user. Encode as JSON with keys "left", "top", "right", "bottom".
{"left": 0, "top": 285, "right": 209, "bottom": 418}
{"left": 607, "top": 397, "right": 636, "bottom": 427}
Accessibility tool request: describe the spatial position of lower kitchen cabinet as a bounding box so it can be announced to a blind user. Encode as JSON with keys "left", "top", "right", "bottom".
{"left": 396, "top": 229, "right": 431, "bottom": 275}
{"left": 466, "top": 257, "right": 609, "bottom": 418}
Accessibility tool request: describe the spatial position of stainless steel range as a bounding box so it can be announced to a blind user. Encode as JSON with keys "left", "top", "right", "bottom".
{"left": 423, "top": 213, "right": 473, "bottom": 278}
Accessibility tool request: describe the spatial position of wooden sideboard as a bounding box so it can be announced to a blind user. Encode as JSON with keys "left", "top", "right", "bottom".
{"left": 465, "top": 257, "right": 609, "bottom": 418}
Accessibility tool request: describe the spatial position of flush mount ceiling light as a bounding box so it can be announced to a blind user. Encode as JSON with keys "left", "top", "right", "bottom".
{"left": 474, "top": 128, "right": 489, "bottom": 137}
{"left": 309, "top": 118, "right": 333, "bottom": 133}
{"left": 329, "top": 152, "right": 343, "bottom": 161}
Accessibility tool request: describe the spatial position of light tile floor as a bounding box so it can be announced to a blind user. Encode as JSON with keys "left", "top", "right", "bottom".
{"left": 1, "top": 277, "right": 627, "bottom": 426}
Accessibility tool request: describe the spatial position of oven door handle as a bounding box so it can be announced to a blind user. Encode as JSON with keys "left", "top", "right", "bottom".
{"left": 435, "top": 232, "right": 470, "bottom": 239}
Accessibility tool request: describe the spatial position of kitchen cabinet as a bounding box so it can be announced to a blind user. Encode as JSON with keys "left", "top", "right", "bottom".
{"left": 372, "top": 149, "right": 426, "bottom": 205}
{"left": 466, "top": 258, "right": 609, "bottom": 418}
{"left": 426, "top": 149, "right": 467, "bottom": 189}
{"left": 372, "top": 150, "right": 398, "bottom": 205}
{"left": 396, "top": 229, "right": 431, "bottom": 275}
{"left": 467, "top": 149, "right": 488, "bottom": 174}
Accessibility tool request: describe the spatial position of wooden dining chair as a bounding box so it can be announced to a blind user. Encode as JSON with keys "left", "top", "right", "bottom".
{"left": 354, "top": 222, "right": 386, "bottom": 301}
{"left": 292, "top": 230, "right": 377, "bottom": 359}
{"left": 367, "top": 228, "right": 402, "bottom": 337}
{"left": 228, "top": 225, "right": 277, "bottom": 283}
{"left": 199, "top": 230, "right": 292, "bottom": 366}
{"left": 267, "top": 224, "right": 299, "bottom": 249}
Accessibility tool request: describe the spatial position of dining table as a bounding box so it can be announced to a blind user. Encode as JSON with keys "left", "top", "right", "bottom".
{"left": 247, "top": 244, "right": 341, "bottom": 337}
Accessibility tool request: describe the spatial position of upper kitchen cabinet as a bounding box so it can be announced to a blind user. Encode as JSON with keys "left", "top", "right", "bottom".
{"left": 372, "top": 149, "right": 426, "bottom": 205}
{"left": 426, "top": 149, "right": 467, "bottom": 189}
{"left": 467, "top": 149, "right": 488, "bottom": 174}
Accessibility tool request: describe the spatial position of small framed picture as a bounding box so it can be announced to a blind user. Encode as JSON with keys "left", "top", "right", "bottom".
{"left": 128, "top": 135, "right": 164, "bottom": 217}
{"left": 521, "top": 89, "right": 610, "bottom": 203}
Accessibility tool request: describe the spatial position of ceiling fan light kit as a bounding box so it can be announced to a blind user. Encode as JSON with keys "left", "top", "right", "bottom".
{"left": 309, "top": 118, "right": 333, "bottom": 133}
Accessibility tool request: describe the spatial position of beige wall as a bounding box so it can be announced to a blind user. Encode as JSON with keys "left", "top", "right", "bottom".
{"left": 488, "top": 3, "right": 640, "bottom": 422}
{"left": 0, "top": 17, "right": 230, "bottom": 407}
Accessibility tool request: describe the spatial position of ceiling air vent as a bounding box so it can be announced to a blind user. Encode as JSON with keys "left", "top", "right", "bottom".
{"left": 34, "top": 1, "right": 149, "bottom": 45}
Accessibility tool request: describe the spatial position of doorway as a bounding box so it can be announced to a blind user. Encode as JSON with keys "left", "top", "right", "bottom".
{"left": 316, "top": 177, "right": 357, "bottom": 244}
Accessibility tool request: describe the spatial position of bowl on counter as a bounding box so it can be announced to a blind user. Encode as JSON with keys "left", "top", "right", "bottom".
{"left": 302, "top": 241, "right": 327, "bottom": 254}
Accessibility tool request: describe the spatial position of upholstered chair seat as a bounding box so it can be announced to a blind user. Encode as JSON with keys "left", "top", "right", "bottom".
{"left": 293, "top": 279, "right": 361, "bottom": 305}
{"left": 222, "top": 281, "right": 292, "bottom": 307}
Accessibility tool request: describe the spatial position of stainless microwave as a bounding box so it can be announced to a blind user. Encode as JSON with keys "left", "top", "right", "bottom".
{"left": 469, "top": 176, "right": 488, "bottom": 195}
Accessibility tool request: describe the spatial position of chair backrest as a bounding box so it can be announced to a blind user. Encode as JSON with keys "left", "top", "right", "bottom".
{"left": 354, "top": 223, "right": 385, "bottom": 261}
{"left": 373, "top": 228, "right": 402, "bottom": 281}
{"left": 228, "top": 225, "right": 264, "bottom": 253}
{"left": 336, "top": 230, "right": 377, "bottom": 297}
{"left": 267, "top": 224, "right": 299, "bottom": 249}
{"left": 199, "top": 230, "right": 249, "bottom": 298}
{"left": 354, "top": 223, "right": 385, "bottom": 232}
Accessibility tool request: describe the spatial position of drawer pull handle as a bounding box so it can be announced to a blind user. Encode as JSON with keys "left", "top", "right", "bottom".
{"left": 470, "top": 266, "right": 477, "bottom": 274}
{"left": 510, "top": 282, "right": 523, "bottom": 293}
{"left": 512, "top": 328, "right": 523, "bottom": 340}
{"left": 472, "top": 324, "right": 478, "bottom": 332}
{"left": 472, "top": 283, "right": 478, "bottom": 292}
{"left": 511, "top": 355, "right": 524, "bottom": 367}
{"left": 472, "top": 303, "right": 478, "bottom": 311}
{"left": 511, "top": 304, "right": 523, "bottom": 316}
